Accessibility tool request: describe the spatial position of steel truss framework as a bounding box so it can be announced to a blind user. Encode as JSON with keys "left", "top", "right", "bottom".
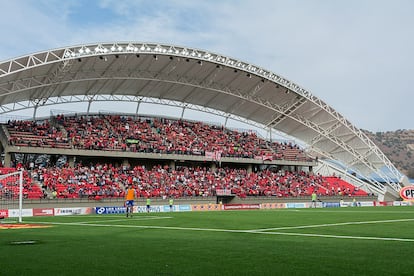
{"left": 0, "top": 42, "right": 405, "bottom": 194}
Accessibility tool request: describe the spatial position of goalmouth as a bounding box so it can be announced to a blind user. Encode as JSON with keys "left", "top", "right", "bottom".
{"left": 0, "top": 170, "right": 23, "bottom": 223}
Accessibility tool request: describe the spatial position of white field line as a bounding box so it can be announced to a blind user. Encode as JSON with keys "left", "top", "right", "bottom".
{"left": 80, "top": 216, "right": 173, "bottom": 224}
{"left": 28, "top": 220, "right": 414, "bottom": 243}
{"left": 288, "top": 210, "right": 414, "bottom": 214}
{"left": 251, "top": 218, "right": 414, "bottom": 232}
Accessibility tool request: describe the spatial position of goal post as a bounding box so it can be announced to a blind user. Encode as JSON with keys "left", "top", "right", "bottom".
{"left": 0, "top": 169, "right": 24, "bottom": 223}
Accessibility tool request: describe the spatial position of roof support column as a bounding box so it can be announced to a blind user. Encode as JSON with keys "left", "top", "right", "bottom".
{"left": 269, "top": 127, "right": 272, "bottom": 141}
{"left": 86, "top": 99, "right": 92, "bottom": 115}
{"left": 135, "top": 99, "right": 141, "bottom": 115}
{"left": 33, "top": 104, "right": 38, "bottom": 121}
{"left": 180, "top": 105, "right": 186, "bottom": 120}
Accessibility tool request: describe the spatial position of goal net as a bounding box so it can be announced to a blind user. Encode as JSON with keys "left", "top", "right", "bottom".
{"left": 0, "top": 170, "right": 23, "bottom": 223}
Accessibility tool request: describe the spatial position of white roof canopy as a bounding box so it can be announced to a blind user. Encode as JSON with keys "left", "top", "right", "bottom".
{"left": 0, "top": 42, "right": 404, "bottom": 193}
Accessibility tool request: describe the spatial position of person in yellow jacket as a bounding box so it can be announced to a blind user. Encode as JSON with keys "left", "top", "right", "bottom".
{"left": 169, "top": 197, "right": 174, "bottom": 212}
{"left": 146, "top": 197, "right": 151, "bottom": 213}
{"left": 125, "top": 184, "right": 136, "bottom": 217}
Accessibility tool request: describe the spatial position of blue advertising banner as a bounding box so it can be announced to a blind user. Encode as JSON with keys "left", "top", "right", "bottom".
{"left": 95, "top": 206, "right": 126, "bottom": 214}
{"left": 286, "top": 203, "right": 306, "bottom": 208}
{"left": 322, "top": 202, "right": 340, "bottom": 208}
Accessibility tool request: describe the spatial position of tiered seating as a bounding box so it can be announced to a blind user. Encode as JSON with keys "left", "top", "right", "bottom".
{"left": 40, "top": 164, "right": 123, "bottom": 199}
{"left": 29, "top": 162, "right": 368, "bottom": 199}
{"left": 7, "top": 119, "right": 70, "bottom": 149}
{"left": 324, "top": 176, "right": 368, "bottom": 196}
{"left": 4, "top": 115, "right": 313, "bottom": 162}
{"left": 0, "top": 168, "right": 44, "bottom": 199}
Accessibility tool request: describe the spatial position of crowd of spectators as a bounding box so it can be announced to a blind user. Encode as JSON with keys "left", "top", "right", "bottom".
{"left": 20, "top": 162, "right": 366, "bottom": 200}
{"left": 5, "top": 114, "right": 310, "bottom": 161}
{"left": 1, "top": 115, "right": 371, "bottom": 200}
{"left": 0, "top": 167, "right": 45, "bottom": 199}
{"left": 6, "top": 119, "right": 69, "bottom": 148}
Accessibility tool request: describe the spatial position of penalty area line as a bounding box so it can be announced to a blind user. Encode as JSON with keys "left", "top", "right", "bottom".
{"left": 28, "top": 221, "right": 414, "bottom": 243}
{"left": 251, "top": 218, "right": 414, "bottom": 232}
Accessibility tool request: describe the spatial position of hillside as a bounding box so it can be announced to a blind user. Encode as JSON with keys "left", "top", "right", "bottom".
{"left": 363, "top": 129, "right": 414, "bottom": 178}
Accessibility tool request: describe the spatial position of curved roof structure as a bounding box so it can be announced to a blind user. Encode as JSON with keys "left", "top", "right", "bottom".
{"left": 0, "top": 42, "right": 406, "bottom": 194}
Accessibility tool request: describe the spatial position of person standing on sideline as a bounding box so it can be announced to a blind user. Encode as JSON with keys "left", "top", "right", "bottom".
{"left": 311, "top": 191, "right": 317, "bottom": 208}
{"left": 125, "top": 184, "right": 136, "bottom": 217}
{"left": 169, "top": 197, "right": 174, "bottom": 212}
{"left": 146, "top": 197, "right": 151, "bottom": 213}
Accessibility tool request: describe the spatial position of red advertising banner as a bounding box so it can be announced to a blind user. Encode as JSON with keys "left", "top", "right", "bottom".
{"left": 191, "top": 204, "right": 222, "bottom": 211}
{"left": 33, "top": 208, "right": 54, "bottom": 216}
{"left": 223, "top": 204, "right": 260, "bottom": 210}
{"left": 0, "top": 209, "right": 9, "bottom": 218}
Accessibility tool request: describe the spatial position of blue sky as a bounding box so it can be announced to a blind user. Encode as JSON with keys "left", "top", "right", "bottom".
{"left": 0, "top": 0, "right": 413, "bottom": 132}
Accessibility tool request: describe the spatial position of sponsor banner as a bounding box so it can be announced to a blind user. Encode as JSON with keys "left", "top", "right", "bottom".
{"left": 254, "top": 155, "right": 273, "bottom": 161}
{"left": 223, "top": 204, "right": 260, "bottom": 210}
{"left": 359, "top": 201, "right": 374, "bottom": 207}
{"left": 8, "top": 209, "right": 33, "bottom": 217}
{"left": 377, "top": 201, "right": 394, "bottom": 206}
{"left": 178, "top": 205, "right": 192, "bottom": 211}
{"left": 191, "top": 204, "right": 222, "bottom": 211}
{"left": 125, "top": 139, "right": 139, "bottom": 144}
{"left": 205, "top": 151, "right": 222, "bottom": 161}
{"left": 260, "top": 203, "right": 286, "bottom": 209}
{"left": 286, "top": 203, "right": 308, "bottom": 208}
{"left": 392, "top": 201, "right": 412, "bottom": 206}
{"left": 340, "top": 202, "right": 352, "bottom": 207}
{"left": 135, "top": 205, "right": 163, "bottom": 213}
{"left": 55, "top": 207, "right": 92, "bottom": 216}
{"left": 322, "top": 202, "right": 340, "bottom": 208}
{"left": 163, "top": 205, "right": 175, "bottom": 212}
{"left": 400, "top": 186, "right": 414, "bottom": 201}
{"left": 0, "top": 209, "right": 8, "bottom": 218}
{"left": 161, "top": 204, "right": 192, "bottom": 212}
{"left": 216, "top": 189, "right": 232, "bottom": 196}
{"left": 33, "top": 208, "right": 54, "bottom": 216}
{"left": 95, "top": 206, "right": 126, "bottom": 214}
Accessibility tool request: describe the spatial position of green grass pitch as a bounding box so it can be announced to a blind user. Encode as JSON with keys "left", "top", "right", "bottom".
{"left": 1, "top": 206, "right": 414, "bottom": 276}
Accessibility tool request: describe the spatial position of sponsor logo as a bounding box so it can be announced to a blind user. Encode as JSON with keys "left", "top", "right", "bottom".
{"left": 400, "top": 186, "right": 414, "bottom": 201}
{"left": 0, "top": 209, "right": 8, "bottom": 218}
{"left": 55, "top": 208, "right": 84, "bottom": 215}
{"left": 223, "top": 204, "right": 260, "bottom": 210}
{"left": 33, "top": 208, "right": 54, "bottom": 216}
{"left": 95, "top": 206, "right": 126, "bottom": 214}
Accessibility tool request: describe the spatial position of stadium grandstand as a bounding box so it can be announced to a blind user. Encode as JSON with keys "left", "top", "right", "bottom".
{"left": 0, "top": 42, "right": 409, "bottom": 204}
